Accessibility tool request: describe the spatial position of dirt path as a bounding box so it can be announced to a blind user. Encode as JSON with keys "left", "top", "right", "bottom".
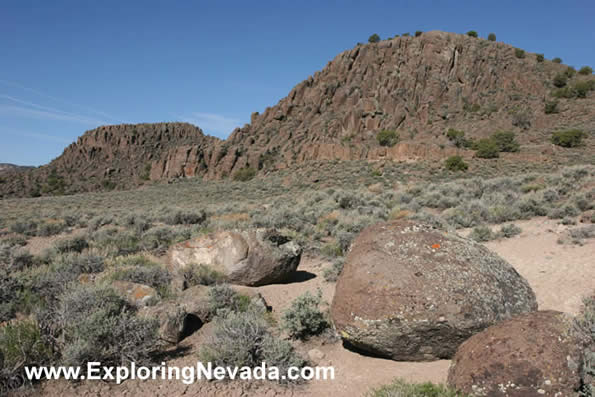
{"left": 22, "top": 217, "right": 594, "bottom": 396}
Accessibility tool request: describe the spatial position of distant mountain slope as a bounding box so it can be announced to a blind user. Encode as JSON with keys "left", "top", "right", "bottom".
{"left": 1, "top": 30, "right": 593, "bottom": 198}
{"left": 0, "top": 163, "right": 33, "bottom": 174}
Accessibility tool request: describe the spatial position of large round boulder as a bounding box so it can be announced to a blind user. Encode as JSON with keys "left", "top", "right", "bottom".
{"left": 448, "top": 310, "right": 588, "bottom": 396}
{"left": 331, "top": 220, "right": 538, "bottom": 361}
{"left": 168, "top": 229, "right": 301, "bottom": 286}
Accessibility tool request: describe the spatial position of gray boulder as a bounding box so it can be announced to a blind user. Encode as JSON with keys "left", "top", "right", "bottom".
{"left": 331, "top": 220, "right": 538, "bottom": 361}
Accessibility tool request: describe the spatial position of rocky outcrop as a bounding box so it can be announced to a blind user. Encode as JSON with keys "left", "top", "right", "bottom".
{"left": 168, "top": 229, "right": 302, "bottom": 286}
{"left": 2, "top": 31, "right": 593, "bottom": 198}
{"left": 448, "top": 310, "right": 588, "bottom": 396}
{"left": 331, "top": 220, "right": 538, "bottom": 361}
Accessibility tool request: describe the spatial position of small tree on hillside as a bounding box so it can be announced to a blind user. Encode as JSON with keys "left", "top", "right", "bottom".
{"left": 466, "top": 30, "right": 478, "bottom": 38}
{"left": 368, "top": 33, "right": 380, "bottom": 43}
{"left": 487, "top": 33, "right": 496, "bottom": 41}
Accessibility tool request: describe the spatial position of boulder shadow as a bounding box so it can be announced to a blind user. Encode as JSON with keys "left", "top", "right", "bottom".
{"left": 278, "top": 270, "right": 317, "bottom": 284}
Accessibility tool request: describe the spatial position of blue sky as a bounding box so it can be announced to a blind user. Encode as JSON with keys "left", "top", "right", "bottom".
{"left": 1, "top": 0, "right": 594, "bottom": 166}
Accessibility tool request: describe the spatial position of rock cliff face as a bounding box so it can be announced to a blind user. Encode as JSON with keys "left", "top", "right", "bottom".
{"left": 1, "top": 31, "right": 593, "bottom": 197}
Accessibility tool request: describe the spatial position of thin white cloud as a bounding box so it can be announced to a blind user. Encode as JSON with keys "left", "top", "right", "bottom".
{"left": 180, "top": 112, "right": 242, "bottom": 137}
{"left": 0, "top": 94, "right": 107, "bottom": 124}
{"left": 0, "top": 104, "right": 105, "bottom": 125}
{"left": 0, "top": 79, "right": 122, "bottom": 123}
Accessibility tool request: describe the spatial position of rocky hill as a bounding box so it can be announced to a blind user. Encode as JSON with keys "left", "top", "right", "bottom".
{"left": 0, "top": 163, "right": 32, "bottom": 174}
{"left": 1, "top": 30, "right": 593, "bottom": 197}
{"left": 0, "top": 123, "right": 219, "bottom": 197}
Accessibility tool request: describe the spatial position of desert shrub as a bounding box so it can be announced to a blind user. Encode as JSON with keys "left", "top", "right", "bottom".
{"left": 551, "top": 129, "right": 587, "bottom": 148}
{"left": 466, "top": 30, "right": 478, "bottom": 38}
{"left": 88, "top": 215, "right": 113, "bottom": 231}
{"left": 544, "top": 100, "right": 559, "bottom": 114}
{"left": 469, "top": 225, "right": 494, "bottom": 242}
{"left": 498, "top": 224, "right": 522, "bottom": 238}
{"left": 54, "top": 236, "right": 88, "bottom": 254}
{"left": 446, "top": 128, "right": 470, "bottom": 148}
{"left": 9, "top": 248, "right": 35, "bottom": 271}
{"left": 121, "top": 214, "right": 152, "bottom": 233}
{"left": 574, "top": 80, "right": 595, "bottom": 98}
{"left": 50, "top": 283, "right": 158, "bottom": 370}
{"left": 474, "top": 139, "right": 499, "bottom": 158}
{"left": 323, "top": 258, "right": 344, "bottom": 282}
{"left": 182, "top": 263, "right": 225, "bottom": 287}
{"left": 444, "top": 156, "right": 468, "bottom": 172}
{"left": 548, "top": 204, "right": 580, "bottom": 219}
{"left": 368, "top": 33, "right": 380, "bottom": 43}
{"left": 491, "top": 131, "right": 520, "bottom": 152}
{"left": 207, "top": 284, "right": 252, "bottom": 316}
{"left": 366, "top": 378, "right": 463, "bottom": 397}
{"left": 0, "top": 269, "right": 23, "bottom": 322}
{"left": 565, "top": 66, "right": 576, "bottom": 78}
{"left": 162, "top": 209, "right": 206, "bottom": 225}
{"left": 37, "top": 220, "right": 67, "bottom": 237}
{"left": 415, "top": 30, "right": 423, "bottom": 37}
{"left": 552, "top": 86, "right": 575, "bottom": 98}
{"left": 110, "top": 265, "right": 171, "bottom": 294}
{"left": 90, "top": 227, "right": 140, "bottom": 256}
{"left": 552, "top": 57, "right": 562, "bottom": 63}
{"left": 577, "top": 295, "right": 594, "bottom": 397}
{"left": 514, "top": 48, "right": 525, "bottom": 58}
{"left": 320, "top": 241, "right": 342, "bottom": 258}
{"left": 9, "top": 220, "right": 38, "bottom": 236}
{"left": 0, "top": 321, "right": 53, "bottom": 392}
{"left": 200, "top": 308, "right": 305, "bottom": 383}
{"left": 377, "top": 130, "right": 399, "bottom": 147}
{"left": 233, "top": 167, "right": 256, "bottom": 182}
{"left": 536, "top": 53, "right": 544, "bottom": 62}
{"left": 511, "top": 111, "right": 531, "bottom": 129}
{"left": 281, "top": 290, "right": 328, "bottom": 340}
{"left": 579, "top": 66, "right": 593, "bottom": 75}
{"left": 553, "top": 73, "right": 568, "bottom": 88}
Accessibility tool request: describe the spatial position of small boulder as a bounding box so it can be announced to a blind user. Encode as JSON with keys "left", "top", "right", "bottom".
{"left": 168, "top": 229, "right": 301, "bottom": 286}
{"left": 448, "top": 310, "right": 588, "bottom": 396}
{"left": 111, "top": 280, "right": 158, "bottom": 307}
{"left": 140, "top": 303, "right": 191, "bottom": 344}
{"left": 331, "top": 220, "right": 538, "bottom": 361}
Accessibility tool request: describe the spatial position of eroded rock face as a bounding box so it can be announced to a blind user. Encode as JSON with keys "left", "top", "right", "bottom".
{"left": 448, "top": 310, "right": 588, "bottom": 396}
{"left": 331, "top": 220, "right": 538, "bottom": 361}
{"left": 168, "top": 229, "right": 302, "bottom": 286}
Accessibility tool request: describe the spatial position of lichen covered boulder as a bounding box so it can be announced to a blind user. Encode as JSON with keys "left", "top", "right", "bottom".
{"left": 448, "top": 310, "right": 588, "bottom": 396}
{"left": 331, "top": 220, "right": 538, "bottom": 361}
{"left": 168, "top": 229, "right": 301, "bottom": 286}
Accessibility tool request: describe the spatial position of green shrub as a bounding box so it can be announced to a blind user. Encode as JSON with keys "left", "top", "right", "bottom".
{"left": 553, "top": 73, "right": 568, "bottom": 88}
{"left": 474, "top": 139, "right": 499, "bottom": 158}
{"left": 565, "top": 66, "right": 576, "bottom": 78}
{"left": 0, "top": 321, "right": 53, "bottom": 391}
{"left": 0, "top": 269, "right": 22, "bottom": 322}
{"left": 90, "top": 227, "right": 140, "bottom": 256}
{"left": 233, "top": 167, "right": 256, "bottom": 182}
{"left": 469, "top": 225, "right": 494, "bottom": 242}
{"left": 514, "top": 48, "right": 525, "bottom": 58}
{"left": 368, "top": 33, "right": 380, "bottom": 43}
{"left": 544, "top": 100, "right": 559, "bottom": 114}
{"left": 466, "top": 30, "right": 478, "bottom": 38}
{"left": 182, "top": 264, "right": 226, "bottom": 287}
{"left": 415, "top": 30, "right": 423, "bottom": 37}
{"left": 323, "top": 258, "right": 344, "bottom": 282}
{"left": 366, "top": 378, "right": 464, "bottom": 397}
{"left": 536, "top": 53, "right": 544, "bottom": 62}
{"left": 444, "top": 156, "right": 469, "bottom": 172}
{"left": 281, "top": 290, "right": 328, "bottom": 340}
{"left": 574, "top": 80, "right": 595, "bottom": 98}
{"left": 446, "top": 128, "right": 470, "bottom": 148}
{"left": 552, "top": 57, "right": 562, "bottom": 63}
{"left": 200, "top": 309, "right": 305, "bottom": 383}
{"left": 551, "top": 129, "right": 587, "bottom": 148}
{"left": 578, "top": 66, "right": 593, "bottom": 75}
{"left": 491, "top": 131, "right": 520, "bottom": 152}
{"left": 551, "top": 86, "right": 575, "bottom": 99}
{"left": 377, "top": 130, "right": 399, "bottom": 147}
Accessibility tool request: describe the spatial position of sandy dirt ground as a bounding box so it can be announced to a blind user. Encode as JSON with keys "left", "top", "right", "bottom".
{"left": 18, "top": 217, "right": 595, "bottom": 397}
